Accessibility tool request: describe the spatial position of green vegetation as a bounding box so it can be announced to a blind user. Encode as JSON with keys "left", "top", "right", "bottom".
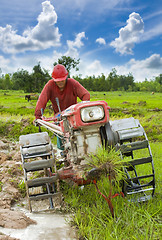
{"left": 0, "top": 57, "right": 162, "bottom": 93}
{"left": 0, "top": 90, "right": 161, "bottom": 141}
{"left": 0, "top": 90, "right": 54, "bottom": 139}
{"left": 62, "top": 142, "right": 161, "bottom": 240}
{"left": 87, "top": 147, "right": 126, "bottom": 182}
{"left": 0, "top": 90, "right": 161, "bottom": 239}
{"left": 76, "top": 69, "right": 162, "bottom": 92}
{"left": 90, "top": 91, "right": 162, "bottom": 141}
{"left": 0, "top": 182, "right": 3, "bottom": 192}
{"left": 64, "top": 186, "right": 161, "bottom": 239}
{"left": 53, "top": 56, "right": 80, "bottom": 76}
{"left": 18, "top": 180, "right": 26, "bottom": 198}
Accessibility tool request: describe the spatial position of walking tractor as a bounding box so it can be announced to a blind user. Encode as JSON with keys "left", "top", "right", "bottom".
{"left": 19, "top": 100, "right": 155, "bottom": 216}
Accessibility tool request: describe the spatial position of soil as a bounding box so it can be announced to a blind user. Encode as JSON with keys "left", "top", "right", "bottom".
{"left": 0, "top": 139, "right": 77, "bottom": 240}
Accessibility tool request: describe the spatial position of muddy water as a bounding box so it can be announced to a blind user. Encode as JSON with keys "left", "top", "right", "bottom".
{"left": 0, "top": 208, "right": 77, "bottom": 240}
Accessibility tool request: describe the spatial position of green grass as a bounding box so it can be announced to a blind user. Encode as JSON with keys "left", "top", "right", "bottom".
{"left": 89, "top": 91, "right": 162, "bottom": 141}
{"left": 0, "top": 90, "right": 161, "bottom": 239}
{"left": 0, "top": 90, "right": 35, "bottom": 118}
{"left": 0, "top": 90, "right": 54, "bottom": 140}
{"left": 90, "top": 91, "right": 162, "bottom": 110}
{"left": 0, "top": 182, "right": 3, "bottom": 192}
{"left": 1, "top": 90, "right": 161, "bottom": 140}
{"left": 18, "top": 180, "right": 26, "bottom": 198}
{"left": 63, "top": 142, "right": 162, "bottom": 240}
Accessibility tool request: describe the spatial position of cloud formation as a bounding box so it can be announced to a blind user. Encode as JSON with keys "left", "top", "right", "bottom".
{"left": 65, "top": 32, "right": 86, "bottom": 58}
{"left": 1, "top": 52, "right": 161, "bottom": 83}
{"left": 0, "top": 1, "right": 161, "bottom": 84}
{"left": 0, "top": 1, "right": 61, "bottom": 54}
{"left": 96, "top": 38, "right": 106, "bottom": 45}
{"left": 128, "top": 54, "right": 162, "bottom": 70}
{"left": 110, "top": 12, "right": 144, "bottom": 55}
{"left": 115, "top": 54, "right": 162, "bottom": 81}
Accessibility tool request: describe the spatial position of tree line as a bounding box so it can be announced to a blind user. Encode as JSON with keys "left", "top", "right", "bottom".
{"left": 0, "top": 56, "right": 161, "bottom": 93}
{"left": 76, "top": 68, "right": 162, "bottom": 92}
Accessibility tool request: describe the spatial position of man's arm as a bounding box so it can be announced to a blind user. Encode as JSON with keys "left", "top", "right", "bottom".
{"left": 75, "top": 81, "right": 90, "bottom": 101}
{"left": 34, "top": 83, "right": 50, "bottom": 119}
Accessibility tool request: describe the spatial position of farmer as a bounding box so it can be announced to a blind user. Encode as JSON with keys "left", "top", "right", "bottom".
{"left": 34, "top": 64, "right": 90, "bottom": 119}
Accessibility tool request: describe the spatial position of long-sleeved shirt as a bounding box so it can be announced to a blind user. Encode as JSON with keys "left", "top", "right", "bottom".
{"left": 35, "top": 78, "right": 90, "bottom": 119}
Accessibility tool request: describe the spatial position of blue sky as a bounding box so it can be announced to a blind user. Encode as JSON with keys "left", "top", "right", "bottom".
{"left": 0, "top": 0, "right": 162, "bottom": 82}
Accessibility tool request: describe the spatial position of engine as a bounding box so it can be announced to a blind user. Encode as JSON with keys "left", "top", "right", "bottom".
{"left": 60, "top": 101, "right": 110, "bottom": 164}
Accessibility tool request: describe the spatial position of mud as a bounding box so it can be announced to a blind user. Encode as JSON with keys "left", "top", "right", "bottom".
{"left": 0, "top": 209, "right": 77, "bottom": 240}
{"left": 0, "top": 139, "right": 77, "bottom": 240}
{"left": 0, "top": 209, "right": 36, "bottom": 229}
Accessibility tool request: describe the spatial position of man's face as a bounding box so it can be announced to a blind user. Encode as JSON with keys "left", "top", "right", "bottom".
{"left": 55, "top": 79, "right": 66, "bottom": 91}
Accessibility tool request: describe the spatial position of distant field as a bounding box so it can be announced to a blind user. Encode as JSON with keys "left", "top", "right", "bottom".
{"left": 0, "top": 90, "right": 161, "bottom": 141}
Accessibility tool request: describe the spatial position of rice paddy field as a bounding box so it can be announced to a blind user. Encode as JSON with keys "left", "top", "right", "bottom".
{"left": 0, "top": 90, "right": 161, "bottom": 239}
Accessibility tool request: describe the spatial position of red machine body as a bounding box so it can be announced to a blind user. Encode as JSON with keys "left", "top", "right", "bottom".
{"left": 61, "top": 100, "right": 110, "bottom": 130}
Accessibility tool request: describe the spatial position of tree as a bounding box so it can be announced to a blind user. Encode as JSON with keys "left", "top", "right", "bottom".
{"left": 155, "top": 74, "right": 162, "bottom": 85}
{"left": 4, "top": 74, "right": 12, "bottom": 90}
{"left": 122, "top": 73, "right": 135, "bottom": 91}
{"left": 32, "top": 62, "right": 50, "bottom": 93}
{"left": 53, "top": 56, "right": 80, "bottom": 77}
{"left": 97, "top": 74, "right": 106, "bottom": 91}
{"left": 12, "top": 69, "right": 32, "bottom": 92}
{"left": 0, "top": 77, "right": 4, "bottom": 89}
{"left": 0, "top": 69, "right": 5, "bottom": 89}
{"left": 106, "top": 68, "right": 118, "bottom": 91}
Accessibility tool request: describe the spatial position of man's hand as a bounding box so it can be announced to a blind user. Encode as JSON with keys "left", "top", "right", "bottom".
{"left": 33, "top": 119, "right": 39, "bottom": 126}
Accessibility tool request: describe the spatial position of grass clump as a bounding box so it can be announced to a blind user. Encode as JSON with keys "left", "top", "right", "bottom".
{"left": 18, "top": 180, "right": 26, "bottom": 198}
{"left": 0, "top": 182, "right": 3, "bottom": 192}
{"left": 87, "top": 147, "right": 126, "bottom": 182}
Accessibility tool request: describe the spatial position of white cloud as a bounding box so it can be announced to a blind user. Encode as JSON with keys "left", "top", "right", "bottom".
{"left": 1, "top": 53, "right": 161, "bottom": 83}
{"left": 86, "top": 60, "right": 103, "bottom": 74}
{"left": 115, "top": 54, "right": 162, "bottom": 82}
{"left": 0, "top": 56, "right": 11, "bottom": 74}
{"left": 0, "top": 51, "right": 58, "bottom": 75}
{"left": 0, "top": 54, "right": 40, "bottom": 74}
{"left": 96, "top": 38, "right": 106, "bottom": 45}
{"left": 72, "top": 54, "right": 162, "bottom": 81}
{"left": 0, "top": 1, "right": 61, "bottom": 54}
{"left": 0, "top": 32, "right": 87, "bottom": 75}
{"left": 73, "top": 59, "right": 111, "bottom": 78}
{"left": 141, "top": 22, "right": 162, "bottom": 41}
{"left": 65, "top": 32, "right": 86, "bottom": 58}
{"left": 110, "top": 12, "right": 144, "bottom": 55}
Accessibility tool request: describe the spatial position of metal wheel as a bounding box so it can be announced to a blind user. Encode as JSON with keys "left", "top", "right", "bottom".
{"left": 102, "top": 118, "right": 155, "bottom": 202}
